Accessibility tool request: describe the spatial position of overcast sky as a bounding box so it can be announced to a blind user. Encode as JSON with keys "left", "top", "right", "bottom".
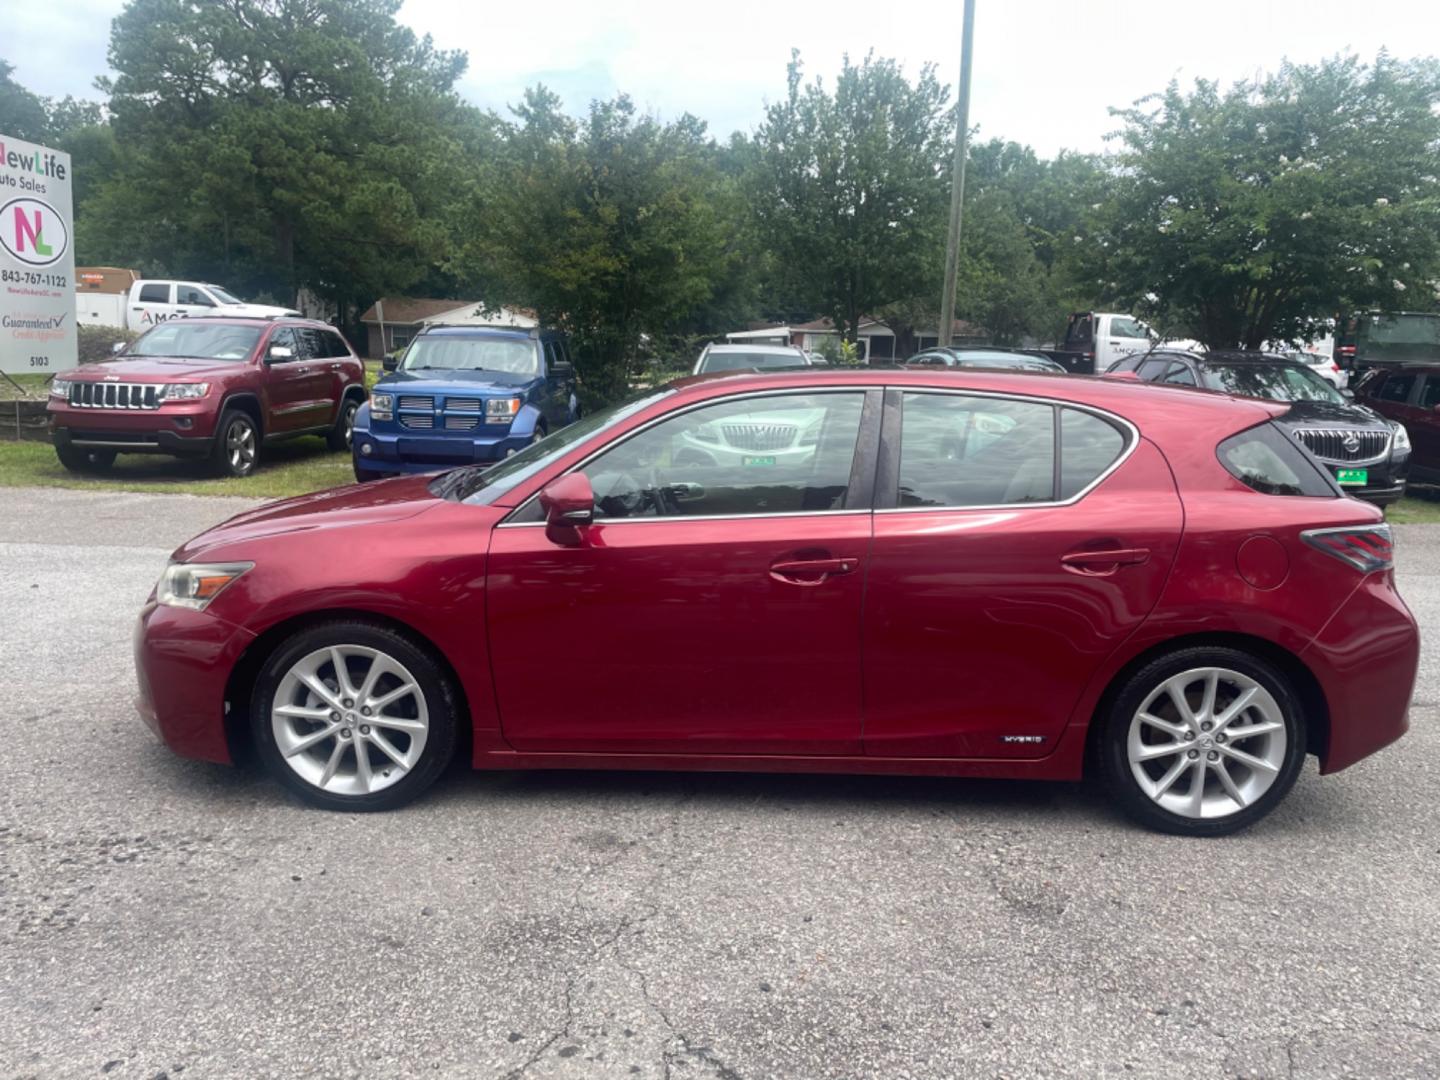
{"left": 7, "top": 0, "right": 1439, "bottom": 156}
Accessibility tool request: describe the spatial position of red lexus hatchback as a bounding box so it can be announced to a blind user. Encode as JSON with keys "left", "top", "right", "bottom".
{"left": 135, "top": 370, "right": 1419, "bottom": 835}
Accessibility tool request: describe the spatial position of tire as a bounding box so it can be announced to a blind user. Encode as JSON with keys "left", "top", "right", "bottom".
{"left": 353, "top": 463, "right": 386, "bottom": 483}
{"left": 327, "top": 396, "right": 360, "bottom": 452}
{"left": 55, "top": 445, "right": 116, "bottom": 473}
{"left": 251, "top": 620, "right": 459, "bottom": 811}
{"left": 1097, "top": 646, "right": 1307, "bottom": 837}
{"left": 212, "top": 408, "right": 260, "bottom": 478}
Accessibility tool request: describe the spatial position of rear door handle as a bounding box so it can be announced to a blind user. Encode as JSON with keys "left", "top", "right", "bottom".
{"left": 769, "top": 557, "right": 858, "bottom": 586}
{"left": 1061, "top": 547, "right": 1150, "bottom": 575}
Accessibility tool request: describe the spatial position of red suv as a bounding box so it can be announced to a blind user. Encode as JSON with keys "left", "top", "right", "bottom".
{"left": 48, "top": 316, "right": 367, "bottom": 477}
{"left": 133, "top": 370, "right": 1418, "bottom": 835}
{"left": 1353, "top": 364, "right": 1440, "bottom": 484}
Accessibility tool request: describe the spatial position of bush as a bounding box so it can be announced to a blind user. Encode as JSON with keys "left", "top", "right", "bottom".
{"left": 77, "top": 324, "right": 140, "bottom": 364}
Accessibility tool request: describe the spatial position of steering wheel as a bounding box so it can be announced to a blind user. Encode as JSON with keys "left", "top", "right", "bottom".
{"left": 647, "top": 463, "right": 678, "bottom": 516}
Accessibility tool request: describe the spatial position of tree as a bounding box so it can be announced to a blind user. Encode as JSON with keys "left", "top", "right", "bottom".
{"left": 1082, "top": 54, "right": 1440, "bottom": 349}
{"left": 0, "top": 59, "right": 53, "bottom": 141}
{"left": 459, "top": 89, "right": 738, "bottom": 400}
{"left": 749, "top": 51, "right": 952, "bottom": 343}
{"left": 82, "top": 0, "right": 488, "bottom": 319}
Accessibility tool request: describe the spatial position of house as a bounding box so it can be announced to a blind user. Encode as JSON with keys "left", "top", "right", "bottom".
{"left": 357, "top": 299, "right": 537, "bottom": 357}
{"left": 724, "top": 316, "right": 985, "bottom": 361}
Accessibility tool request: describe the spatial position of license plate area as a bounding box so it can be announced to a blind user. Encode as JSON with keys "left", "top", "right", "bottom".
{"left": 1335, "top": 468, "right": 1369, "bottom": 486}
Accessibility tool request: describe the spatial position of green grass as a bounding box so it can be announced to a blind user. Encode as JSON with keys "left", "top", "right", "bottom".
{"left": 1388, "top": 490, "right": 1440, "bottom": 524}
{"left": 0, "top": 437, "right": 357, "bottom": 499}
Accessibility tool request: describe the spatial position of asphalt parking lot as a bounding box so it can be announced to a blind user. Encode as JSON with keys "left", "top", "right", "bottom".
{"left": 1, "top": 487, "right": 1438, "bottom": 1080}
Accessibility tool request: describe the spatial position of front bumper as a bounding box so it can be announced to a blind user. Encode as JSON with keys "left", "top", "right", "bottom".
{"left": 134, "top": 601, "right": 256, "bottom": 764}
{"left": 49, "top": 398, "right": 221, "bottom": 455}
{"left": 351, "top": 421, "right": 531, "bottom": 476}
{"left": 1302, "top": 572, "right": 1420, "bottom": 773}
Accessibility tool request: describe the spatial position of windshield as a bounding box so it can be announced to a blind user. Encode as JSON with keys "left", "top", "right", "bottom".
{"left": 401, "top": 335, "right": 539, "bottom": 375}
{"left": 450, "top": 389, "right": 675, "bottom": 504}
{"left": 1204, "top": 363, "right": 1345, "bottom": 404}
{"left": 699, "top": 351, "right": 804, "bottom": 373}
{"left": 207, "top": 285, "right": 242, "bottom": 305}
{"left": 129, "top": 322, "right": 262, "bottom": 361}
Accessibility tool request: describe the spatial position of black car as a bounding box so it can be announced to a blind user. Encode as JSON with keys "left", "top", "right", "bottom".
{"left": 905, "top": 347, "right": 1068, "bottom": 373}
{"left": 1110, "top": 349, "right": 1410, "bottom": 506}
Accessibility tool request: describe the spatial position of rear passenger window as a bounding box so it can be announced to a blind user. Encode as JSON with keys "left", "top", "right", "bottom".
{"left": 1136, "top": 357, "right": 1170, "bottom": 380}
{"left": 1218, "top": 424, "right": 1336, "bottom": 497}
{"left": 1161, "top": 362, "right": 1196, "bottom": 386}
{"left": 898, "top": 394, "right": 1055, "bottom": 507}
{"left": 138, "top": 283, "right": 170, "bottom": 303}
{"left": 1060, "top": 409, "right": 1127, "bottom": 498}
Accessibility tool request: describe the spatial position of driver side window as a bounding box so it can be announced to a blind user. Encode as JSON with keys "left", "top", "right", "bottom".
{"left": 582, "top": 392, "right": 866, "bottom": 520}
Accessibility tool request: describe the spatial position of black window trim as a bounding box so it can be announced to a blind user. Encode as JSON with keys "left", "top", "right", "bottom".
{"left": 497, "top": 385, "right": 885, "bottom": 527}
{"left": 873, "top": 386, "right": 1139, "bottom": 515}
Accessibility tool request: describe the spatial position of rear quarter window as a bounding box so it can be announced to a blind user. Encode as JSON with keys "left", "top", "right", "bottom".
{"left": 1217, "top": 424, "right": 1337, "bottom": 497}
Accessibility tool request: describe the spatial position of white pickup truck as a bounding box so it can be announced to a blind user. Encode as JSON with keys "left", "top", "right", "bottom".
{"left": 77, "top": 277, "right": 298, "bottom": 331}
{"left": 1043, "top": 311, "right": 1200, "bottom": 374}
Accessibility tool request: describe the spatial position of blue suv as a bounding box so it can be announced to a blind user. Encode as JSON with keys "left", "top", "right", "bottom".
{"left": 352, "top": 325, "right": 579, "bottom": 481}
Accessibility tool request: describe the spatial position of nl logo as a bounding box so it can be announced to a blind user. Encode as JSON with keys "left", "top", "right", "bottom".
{"left": 0, "top": 197, "right": 69, "bottom": 267}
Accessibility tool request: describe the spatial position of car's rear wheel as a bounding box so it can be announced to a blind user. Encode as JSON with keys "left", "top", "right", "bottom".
{"left": 212, "top": 409, "right": 259, "bottom": 478}
{"left": 55, "top": 445, "right": 116, "bottom": 473}
{"left": 1099, "top": 647, "right": 1306, "bottom": 837}
{"left": 252, "top": 621, "right": 458, "bottom": 811}
{"left": 327, "top": 397, "right": 359, "bottom": 451}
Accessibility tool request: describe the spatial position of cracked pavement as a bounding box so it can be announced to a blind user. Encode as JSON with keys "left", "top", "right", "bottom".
{"left": 1, "top": 486, "right": 1438, "bottom": 1079}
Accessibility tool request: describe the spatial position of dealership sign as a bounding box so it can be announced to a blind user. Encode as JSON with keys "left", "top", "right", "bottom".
{"left": 0, "top": 134, "right": 76, "bottom": 375}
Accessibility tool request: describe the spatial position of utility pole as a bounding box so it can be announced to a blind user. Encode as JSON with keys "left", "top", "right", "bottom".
{"left": 938, "top": 0, "right": 976, "bottom": 348}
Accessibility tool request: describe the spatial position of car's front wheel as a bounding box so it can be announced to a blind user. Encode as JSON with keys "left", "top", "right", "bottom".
{"left": 212, "top": 409, "right": 259, "bottom": 478}
{"left": 251, "top": 621, "right": 459, "bottom": 811}
{"left": 1098, "top": 647, "right": 1307, "bottom": 836}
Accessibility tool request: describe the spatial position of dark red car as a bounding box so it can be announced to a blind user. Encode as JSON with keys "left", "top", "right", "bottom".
{"left": 48, "top": 316, "right": 367, "bottom": 478}
{"left": 135, "top": 370, "right": 1419, "bottom": 835}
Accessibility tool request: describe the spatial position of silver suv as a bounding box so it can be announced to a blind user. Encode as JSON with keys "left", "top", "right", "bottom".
{"left": 692, "top": 343, "right": 817, "bottom": 374}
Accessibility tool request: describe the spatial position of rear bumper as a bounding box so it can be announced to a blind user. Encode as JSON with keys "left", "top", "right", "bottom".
{"left": 1302, "top": 572, "right": 1420, "bottom": 773}
{"left": 134, "top": 601, "right": 255, "bottom": 764}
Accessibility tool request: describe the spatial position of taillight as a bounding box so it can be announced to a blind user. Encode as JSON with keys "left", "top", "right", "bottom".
{"left": 1302, "top": 524, "right": 1393, "bottom": 572}
{"left": 1338, "top": 345, "right": 1356, "bottom": 357}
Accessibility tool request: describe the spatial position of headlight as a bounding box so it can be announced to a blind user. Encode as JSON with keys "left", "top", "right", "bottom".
{"left": 158, "top": 382, "right": 209, "bottom": 401}
{"left": 1392, "top": 423, "right": 1411, "bottom": 452}
{"left": 370, "top": 392, "right": 393, "bottom": 421}
{"left": 486, "top": 396, "right": 523, "bottom": 421}
{"left": 156, "top": 561, "right": 253, "bottom": 610}
{"left": 50, "top": 378, "right": 72, "bottom": 398}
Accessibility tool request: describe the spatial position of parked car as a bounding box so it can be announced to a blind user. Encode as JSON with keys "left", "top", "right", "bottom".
{"left": 1108, "top": 349, "right": 1410, "bottom": 506}
{"left": 135, "top": 368, "right": 1417, "bottom": 836}
{"left": 352, "top": 324, "right": 579, "bottom": 482}
{"left": 1040, "top": 311, "right": 1200, "bottom": 374}
{"left": 90, "top": 278, "right": 300, "bottom": 332}
{"left": 906, "top": 347, "right": 1068, "bottom": 373}
{"left": 1278, "top": 348, "right": 1348, "bottom": 391}
{"left": 693, "top": 343, "right": 814, "bottom": 374}
{"left": 47, "top": 316, "right": 366, "bottom": 477}
{"left": 1353, "top": 364, "right": 1440, "bottom": 484}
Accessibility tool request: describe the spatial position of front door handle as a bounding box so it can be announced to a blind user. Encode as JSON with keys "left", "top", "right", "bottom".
{"left": 769, "top": 556, "right": 858, "bottom": 586}
{"left": 1061, "top": 547, "right": 1150, "bottom": 575}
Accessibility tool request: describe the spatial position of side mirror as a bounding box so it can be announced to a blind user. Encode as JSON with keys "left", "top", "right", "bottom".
{"left": 550, "top": 360, "right": 574, "bottom": 377}
{"left": 382, "top": 354, "right": 399, "bottom": 372}
{"left": 111, "top": 342, "right": 126, "bottom": 355}
{"left": 539, "top": 472, "right": 595, "bottom": 547}
{"left": 1341, "top": 387, "right": 1355, "bottom": 401}
{"left": 268, "top": 345, "right": 294, "bottom": 363}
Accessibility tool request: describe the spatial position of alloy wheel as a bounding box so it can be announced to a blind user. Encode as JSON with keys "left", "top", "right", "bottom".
{"left": 343, "top": 402, "right": 357, "bottom": 449}
{"left": 1126, "top": 667, "right": 1287, "bottom": 819}
{"left": 270, "top": 644, "right": 429, "bottom": 796}
{"left": 228, "top": 418, "right": 257, "bottom": 474}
